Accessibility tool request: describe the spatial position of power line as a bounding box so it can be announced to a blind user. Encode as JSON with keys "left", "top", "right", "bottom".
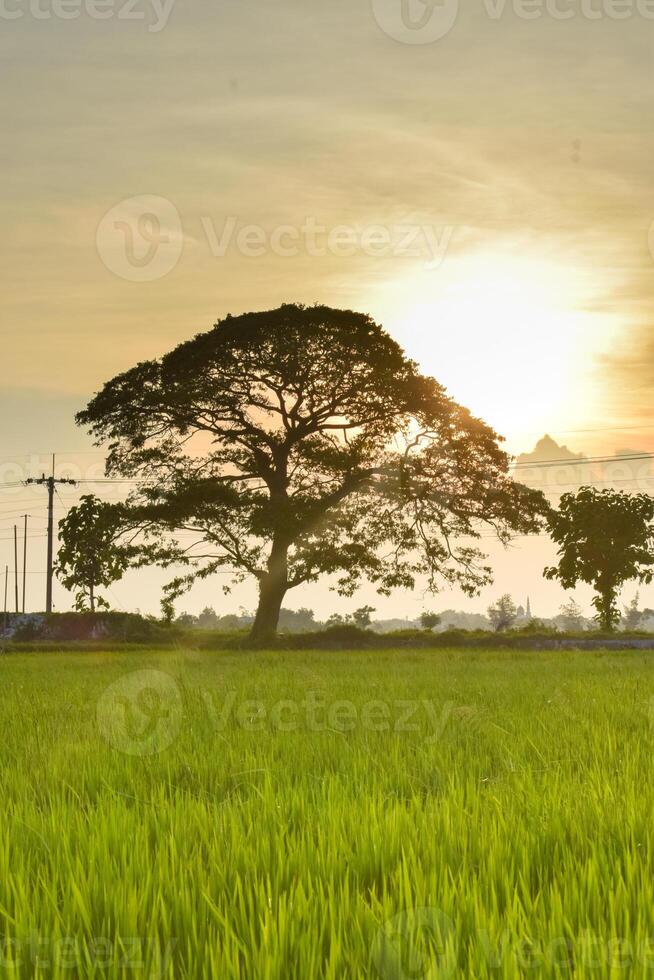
{"left": 512, "top": 452, "right": 654, "bottom": 470}
{"left": 0, "top": 456, "right": 652, "bottom": 484}
{"left": 513, "top": 422, "right": 654, "bottom": 437}
{"left": 0, "top": 533, "right": 46, "bottom": 541}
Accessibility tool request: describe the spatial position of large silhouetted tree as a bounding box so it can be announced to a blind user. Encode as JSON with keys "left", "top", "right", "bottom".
{"left": 545, "top": 487, "right": 654, "bottom": 631}
{"left": 77, "top": 304, "right": 546, "bottom": 639}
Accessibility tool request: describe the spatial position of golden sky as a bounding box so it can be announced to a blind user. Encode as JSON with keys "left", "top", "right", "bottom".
{"left": 1, "top": 0, "right": 654, "bottom": 615}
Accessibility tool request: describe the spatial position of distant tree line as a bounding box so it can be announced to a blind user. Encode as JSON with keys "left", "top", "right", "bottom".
{"left": 168, "top": 592, "right": 654, "bottom": 635}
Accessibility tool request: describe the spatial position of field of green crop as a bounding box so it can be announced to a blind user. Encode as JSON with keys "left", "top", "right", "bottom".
{"left": 1, "top": 645, "right": 654, "bottom": 978}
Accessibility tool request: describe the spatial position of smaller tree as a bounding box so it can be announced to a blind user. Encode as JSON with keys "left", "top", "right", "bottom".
{"left": 197, "top": 606, "right": 221, "bottom": 629}
{"left": 56, "top": 496, "right": 134, "bottom": 612}
{"left": 420, "top": 611, "right": 441, "bottom": 631}
{"left": 176, "top": 612, "right": 198, "bottom": 627}
{"left": 277, "top": 607, "right": 316, "bottom": 633}
{"left": 351, "top": 605, "right": 376, "bottom": 628}
{"left": 217, "top": 614, "right": 244, "bottom": 629}
{"left": 558, "top": 597, "right": 585, "bottom": 632}
{"left": 487, "top": 594, "right": 517, "bottom": 632}
{"left": 623, "top": 592, "right": 644, "bottom": 631}
{"left": 545, "top": 488, "right": 654, "bottom": 631}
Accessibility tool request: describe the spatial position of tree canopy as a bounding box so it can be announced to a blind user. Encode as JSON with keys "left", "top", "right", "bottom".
{"left": 558, "top": 597, "right": 585, "bottom": 632}
{"left": 487, "top": 594, "right": 517, "bottom": 632}
{"left": 545, "top": 487, "right": 654, "bottom": 630}
{"left": 419, "top": 611, "right": 441, "bottom": 631}
{"left": 78, "top": 303, "right": 546, "bottom": 638}
{"left": 56, "top": 495, "right": 135, "bottom": 612}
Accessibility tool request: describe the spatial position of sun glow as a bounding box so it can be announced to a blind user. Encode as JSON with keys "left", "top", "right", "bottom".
{"left": 373, "top": 250, "right": 621, "bottom": 452}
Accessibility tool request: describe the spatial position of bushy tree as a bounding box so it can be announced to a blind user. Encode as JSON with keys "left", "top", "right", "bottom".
{"left": 623, "top": 592, "right": 644, "bottom": 631}
{"left": 78, "top": 304, "right": 546, "bottom": 639}
{"left": 277, "top": 607, "right": 316, "bottom": 632}
{"left": 56, "top": 495, "right": 134, "bottom": 612}
{"left": 420, "top": 611, "right": 441, "bottom": 631}
{"left": 545, "top": 487, "right": 654, "bottom": 631}
{"left": 175, "top": 612, "right": 198, "bottom": 627}
{"left": 351, "top": 605, "right": 376, "bottom": 628}
{"left": 437, "top": 609, "right": 492, "bottom": 631}
{"left": 487, "top": 594, "right": 517, "bottom": 632}
{"left": 197, "top": 606, "right": 221, "bottom": 629}
{"left": 558, "top": 597, "right": 585, "bottom": 632}
{"left": 516, "top": 617, "right": 551, "bottom": 634}
{"left": 216, "top": 614, "right": 247, "bottom": 629}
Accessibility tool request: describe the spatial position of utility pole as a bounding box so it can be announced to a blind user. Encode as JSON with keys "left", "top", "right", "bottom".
{"left": 26, "top": 457, "right": 76, "bottom": 614}
{"left": 22, "top": 514, "right": 28, "bottom": 614}
{"left": 13, "top": 526, "right": 18, "bottom": 614}
{"left": 3, "top": 565, "right": 7, "bottom": 633}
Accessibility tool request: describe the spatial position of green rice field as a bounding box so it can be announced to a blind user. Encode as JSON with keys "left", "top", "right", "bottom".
{"left": 1, "top": 645, "right": 654, "bottom": 977}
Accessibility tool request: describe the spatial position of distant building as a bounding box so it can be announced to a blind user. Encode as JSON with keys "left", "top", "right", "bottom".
{"left": 513, "top": 433, "right": 653, "bottom": 495}
{"left": 515, "top": 599, "right": 532, "bottom": 622}
{"left": 514, "top": 434, "right": 587, "bottom": 494}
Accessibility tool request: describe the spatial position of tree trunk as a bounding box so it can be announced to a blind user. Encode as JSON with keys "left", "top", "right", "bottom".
{"left": 597, "top": 582, "right": 616, "bottom": 631}
{"left": 250, "top": 577, "right": 287, "bottom": 640}
{"left": 249, "top": 536, "right": 289, "bottom": 641}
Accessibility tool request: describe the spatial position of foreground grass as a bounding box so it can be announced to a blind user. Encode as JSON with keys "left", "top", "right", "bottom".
{"left": 1, "top": 646, "right": 654, "bottom": 977}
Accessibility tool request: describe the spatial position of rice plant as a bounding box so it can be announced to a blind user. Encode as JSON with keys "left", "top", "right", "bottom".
{"left": 0, "top": 646, "right": 652, "bottom": 978}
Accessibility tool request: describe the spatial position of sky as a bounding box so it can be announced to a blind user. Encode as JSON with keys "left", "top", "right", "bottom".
{"left": 1, "top": 0, "right": 654, "bottom": 618}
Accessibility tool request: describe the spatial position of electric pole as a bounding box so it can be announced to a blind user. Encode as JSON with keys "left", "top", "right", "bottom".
{"left": 13, "top": 525, "right": 18, "bottom": 614}
{"left": 22, "top": 515, "right": 27, "bottom": 614}
{"left": 26, "top": 458, "right": 77, "bottom": 614}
